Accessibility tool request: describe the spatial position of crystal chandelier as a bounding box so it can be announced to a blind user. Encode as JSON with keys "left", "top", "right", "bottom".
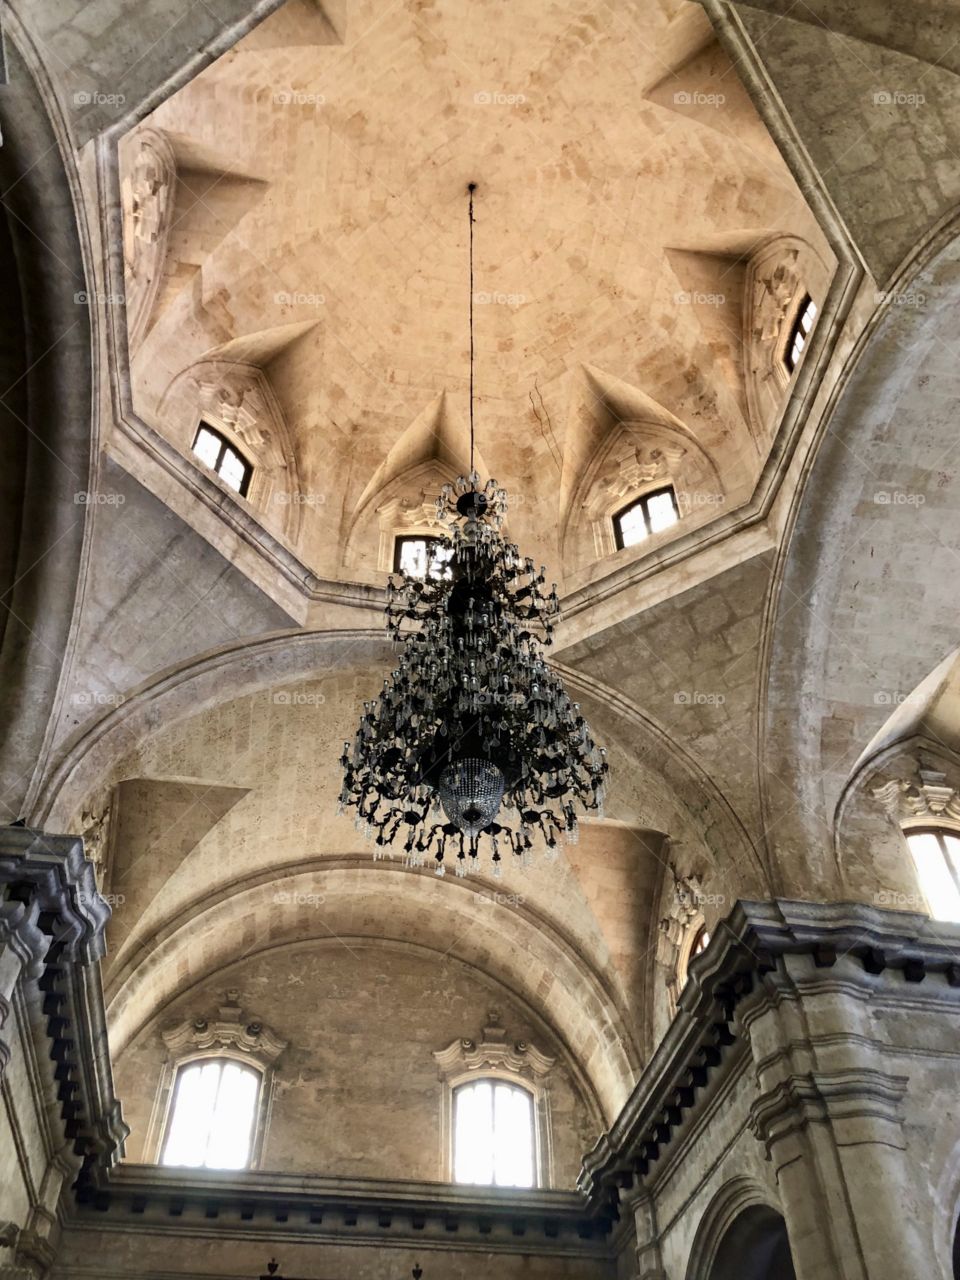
{"left": 339, "top": 187, "right": 608, "bottom": 877}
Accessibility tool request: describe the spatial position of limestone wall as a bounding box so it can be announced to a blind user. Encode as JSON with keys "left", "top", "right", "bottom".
{"left": 113, "top": 940, "right": 600, "bottom": 1188}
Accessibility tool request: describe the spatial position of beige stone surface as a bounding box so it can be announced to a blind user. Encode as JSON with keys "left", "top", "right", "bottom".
{"left": 114, "top": 941, "right": 599, "bottom": 1185}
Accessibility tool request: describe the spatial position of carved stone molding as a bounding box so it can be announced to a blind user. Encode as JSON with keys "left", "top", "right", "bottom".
{"left": 569, "top": 417, "right": 724, "bottom": 569}
{"left": 579, "top": 899, "right": 960, "bottom": 1213}
{"left": 148, "top": 993, "right": 287, "bottom": 1168}
{"left": 873, "top": 767, "right": 960, "bottom": 825}
{"left": 433, "top": 1011, "right": 557, "bottom": 1186}
{"left": 748, "top": 1069, "right": 908, "bottom": 1160}
{"left": 161, "top": 992, "right": 287, "bottom": 1066}
{"left": 157, "top": 358, "right": 302, "bottom": 541}
{"left": 0, "top": 898, "right": 49, "bottom": 1073}
{"left": 744, "top": 235, "right": 831, "bottom": 444}
{"left": 78, "top": 793, "right": 113, "bottom": 892}
{"left": 0, "top": 1221, "right": 56, "bottom": 1280}
{"left": 433, "top": 1010, "right": 555, "bottom": 1083}
{"left": 120, "top": 127, "right": 176, "bottom": 351}
{"left": 656, "top": 869, "right": 706, "bottom": 1016}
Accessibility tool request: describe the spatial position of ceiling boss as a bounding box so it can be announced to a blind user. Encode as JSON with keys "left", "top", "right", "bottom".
{"left": 340, "top": 186, "right": 608, "bottom": 877}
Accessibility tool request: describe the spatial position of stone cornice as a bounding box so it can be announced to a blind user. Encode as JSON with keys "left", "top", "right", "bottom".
{"left": 577, "top": 899, "right": 960, "bottom": 1213}
{"left": 0, "top": 827, "right": 128, "bottom": 1191}
{"left": 0, "top": 828, "right": 110, "bottom": 964}
{"left": 73, "top": 1165, "right": 612, "bottom": 1256}
{"left": 748, "top": 1068, "right": 909, "bottom": 1158}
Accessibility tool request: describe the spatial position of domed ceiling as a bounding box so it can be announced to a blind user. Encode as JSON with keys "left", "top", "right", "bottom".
{"left": 119, "top": 0, "right": 833, "bottom": 596}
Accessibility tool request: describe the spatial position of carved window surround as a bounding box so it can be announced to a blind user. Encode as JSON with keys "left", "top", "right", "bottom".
{"left": 432, "top": 1011, "right": 556, "bottom": 1187}
{"left": 657, "top": 870, "right": 708, "bottom": 1017}
{"left": 744, "top": 235, "right": 831, "bottom": 446}
{"left": 374, "top": 491, "right": 447, "bottom": 574}
{"left": 145, "top": 992, "right": 287, "bottom": 1168}
{"left": 873, "top": 768, "right": 960, "bottom": 829}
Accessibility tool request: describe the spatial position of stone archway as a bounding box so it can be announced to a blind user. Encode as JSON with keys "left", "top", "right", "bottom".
{"left": 761, "top": 212, "right": 960, "bottom": 899}
{"left": 708, "top": 1205, "right": 796, "bottom": 1280}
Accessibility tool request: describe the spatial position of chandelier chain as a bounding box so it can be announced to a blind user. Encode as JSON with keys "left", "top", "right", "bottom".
{"left": 468, "top": 181, "right": 476, "bottom": 475}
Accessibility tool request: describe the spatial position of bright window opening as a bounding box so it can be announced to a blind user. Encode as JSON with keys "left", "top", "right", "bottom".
{"left": 394, "top": 535, "right": 454, "bottom": 581}
{"left": 192, "top": 423, "right": 253, "bottom": 497}
{"left": 785, "top": 295, "right": 817, "bottom": 372}
{"left": 161, "top": 1059, "right": 260, "bottom": 1170}
{"left": 692, "top": 924, "right": 711, "bottom": 958}
{"left": 453, "top": 1079, "right": 536, "bottom": 1188}
{"left": 614, "top": 486, "right": 680, "bottom": 550}
{"left": 905, "top": 829, "right": 960, "bottom": 923}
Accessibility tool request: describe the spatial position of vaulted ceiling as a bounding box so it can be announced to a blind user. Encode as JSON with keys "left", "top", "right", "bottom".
{"left": 7, "top": 0, "right": 959, "bottom": 1174}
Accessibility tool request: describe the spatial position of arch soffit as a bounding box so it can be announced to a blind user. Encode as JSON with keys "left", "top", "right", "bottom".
{"left": 39, "top": 634, "right": 759, "bottom": 877}
{"left": 105, "top": 859, "right": 641, "bottom": 1124}
{"left": 758, "top": 206, "right": 960, "bottom": 861}
{"left": 684, "top": 1174, "right": 784, "bottom": 1280}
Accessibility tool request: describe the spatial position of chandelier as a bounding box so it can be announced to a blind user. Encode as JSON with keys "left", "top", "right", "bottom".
{"left": 339, "top": 187, "right": 608, "bottom": 876}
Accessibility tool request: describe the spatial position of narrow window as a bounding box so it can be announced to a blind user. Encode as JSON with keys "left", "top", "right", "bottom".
{"left": 691, "top": 924, "right": 711, "bottom": 958}
{"left": 453, "top": 1079, "right": 536, "bottom": 1188}
{"left": 161, "top": 1058, "right": 261, "bottom": 1169}
{"left": 785, "top": 295, "right": 817, "bottom": 372}
{"left": 394, "top": 535, "right": 454, "bottom": 581}
{"left": 192, "top": 423, "right": 253, "bottom": 497}
{"left": 905, "top": 829, "right": 960, "bottom": 923}
{"left": 613, "top": 485, "right": 680, "bottom": 550}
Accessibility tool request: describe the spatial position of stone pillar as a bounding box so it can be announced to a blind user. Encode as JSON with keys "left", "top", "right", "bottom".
{"left": 740, "top": 950, "right": 943, "bottom": 1280}
{"left": 629, "top": 1190, "right": 666, "bottom": 1280}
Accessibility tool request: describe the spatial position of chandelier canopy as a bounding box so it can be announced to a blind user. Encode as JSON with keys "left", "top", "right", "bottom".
{"left": 339, "top": 473, "right": 608, "bottom": 875}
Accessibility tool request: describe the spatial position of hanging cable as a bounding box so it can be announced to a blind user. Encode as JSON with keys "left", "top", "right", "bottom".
{"left": 468, "top": 182, "right": 477, "bottom": 477}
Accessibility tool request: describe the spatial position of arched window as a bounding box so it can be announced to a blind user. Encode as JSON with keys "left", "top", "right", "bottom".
{"left": 784, "top": 294, "right": 817, "bottom": 372}
{"left": 613, "top": 485, "right": 679, "bottom": 550}
{"left": 161, "top": 1057, "right": 261, "bottom": 1169}
{"left": 692, "top": 924, "right": 711, "bottom": 959}
{"left": 394, "top": 534, "right": 454, "bottom": 581}
{"left": 905, "top": 828, "right": 960, "bottom": 923}
{"left": 452, "top": 1078, "right": 537, "bottom": 1188}
{"left": 192, "top": 422, "right": 253, "bottom": 496}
